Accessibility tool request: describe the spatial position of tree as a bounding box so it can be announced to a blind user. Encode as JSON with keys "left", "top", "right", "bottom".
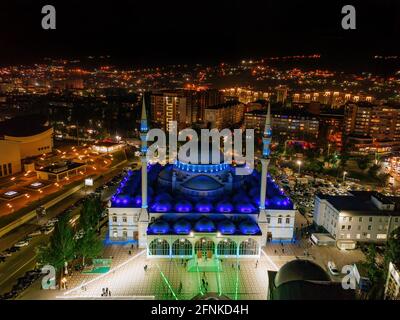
{"left": 37, "top": 213, "right": 75, "bottom": 287}
{"left": 76, "top": 229, "right": 103, "bottom": 266}
{"left": 365, "top": 244, "right": 379, "bottom": 282}
{"left": 339, "top": 153, "right": 349, "bottom": 170}
{"left": 79, "top": 197, "right": 103, "bottom": 232}
{"left": 356, "top": 157, "right": 371, "bottom": 171}
{"left": 368, "top": 163, "right": 381, "bottom": 178}
{"left": 384, "top": 227, "right": 400, "bottom": 277}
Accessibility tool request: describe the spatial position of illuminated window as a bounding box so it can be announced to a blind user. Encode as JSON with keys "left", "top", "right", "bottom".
{"left": 239, "top": 239, "right": 258, "bottom": 255}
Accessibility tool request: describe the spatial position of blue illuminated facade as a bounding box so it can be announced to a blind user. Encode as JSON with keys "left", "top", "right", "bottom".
{"left": 108, "top": 99, "right": 295, "bottom": 258}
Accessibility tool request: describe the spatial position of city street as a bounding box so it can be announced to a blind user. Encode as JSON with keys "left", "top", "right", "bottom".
{"left": 0, "top": 159, "right": 130, "bottom": 295}
{"left": 0, "top": 144, "right": 119, "bottom": 220}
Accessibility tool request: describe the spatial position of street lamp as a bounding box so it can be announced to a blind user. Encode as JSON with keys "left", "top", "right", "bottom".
{"left": 343, "top": 171, "right": 348, "bottom": 183}
{"left": 297, "top": 160, "right": 302, "bottom": 175}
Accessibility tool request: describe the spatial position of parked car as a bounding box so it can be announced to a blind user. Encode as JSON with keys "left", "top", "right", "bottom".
{"left": 47, "top": 218, "right": 58, "bottom": 225}
{"left": 327, "top": 261, "right": 340, "bottom": 276}
{"left": 6, "top": 246, "right": 20, "bottom": 253}
{"left": 1, "top": 251, "right": 12, "bottom": 257}
{"left": 28, "top": 229, "right": 42, "bottom": 237}
{"left": 14, "top": 239, "right": 30, "bottom": 247}
{"left": 43, "top": 226, "right": 55, "bottom": 235}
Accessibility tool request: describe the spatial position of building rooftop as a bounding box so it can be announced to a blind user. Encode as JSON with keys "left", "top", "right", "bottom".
{"left": 36, "top": 161, "right": 86, "bottom": 174}
{"left": 0, "top": 114, "right": 51, "bottom": 137}
{"left": 245, "top": 108, "right": 318, "bottom": 119}
{"left": 110, "top": 163, "right": 294, "bottom": 213}
{"left": 316, "top": 191, "right": 400, "bottom": 216}
{"left": 205, "top": 100, "right": 241, "bottom": 110}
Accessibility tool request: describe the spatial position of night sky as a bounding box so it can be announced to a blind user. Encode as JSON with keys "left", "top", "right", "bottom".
{"left": 0, "top": 0, "right": 399, "bottom": 66}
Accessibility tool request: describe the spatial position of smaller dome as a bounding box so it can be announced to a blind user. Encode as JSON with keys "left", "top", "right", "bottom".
{"left": 195, "top": 200, "right": 213, "bottom": 213}
{"left": 175, "top": 200, "right": 193, "bottom": 213}
{"left": 194, "top": 218, "right": 216, "bottom": 232}
{"left": 236, "top": 202, "right": 256, "bottom": 213}
{"left": 151, "top": 200, "right": 172, "bottom": 212}
{"left": 173, "top": 219, "right": 192, "bottom": 234}
{"left": 133, "top": 195, "right": 142, "bottom": 206}
{"left": 238, "top": 220, "right": 259, "bottom": 235}
{"left": 216, "top": 200, "right": 234, "bottom": 213}
{"left": 149, "top": 220, "right": 170, "bottom": 234}
{"left": 217, "top": 220, "right": 236, "bottom": 234}
{"left": 113, "top": 194, "right": 131, "bottom": 206}
{"left": 274, "top": 260, "right": 330, "bottom": 288}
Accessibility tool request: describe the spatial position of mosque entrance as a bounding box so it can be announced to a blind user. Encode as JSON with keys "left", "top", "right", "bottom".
{"left": 188, "top": 238, "right": 221, "bottom": 272}
{"left": 194, "top": 238, "right": 215, "bottom": 259}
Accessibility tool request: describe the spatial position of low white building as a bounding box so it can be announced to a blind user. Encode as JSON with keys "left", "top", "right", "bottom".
{"left": 314, "top": 191, "right": 400, "bottom": 247}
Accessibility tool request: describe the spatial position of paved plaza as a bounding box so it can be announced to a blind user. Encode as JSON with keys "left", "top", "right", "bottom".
{"left": 18, "top": 235, "right": 365, "bottom": 300}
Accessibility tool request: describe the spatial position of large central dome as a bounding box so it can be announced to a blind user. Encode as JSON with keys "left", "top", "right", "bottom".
{"left": 178, "top": 142, "right": 226, "bottom": 165}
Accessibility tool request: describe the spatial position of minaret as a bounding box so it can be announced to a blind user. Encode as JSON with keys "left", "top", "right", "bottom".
{"left": 140, "top": 95, "right": 149, "bottom": 208}
{"left": 259, "top": 102, "right": 272, "bottom": 209}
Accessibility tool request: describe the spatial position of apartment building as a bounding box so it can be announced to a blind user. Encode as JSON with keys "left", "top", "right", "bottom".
{"left": 344, "top": 102, "right": 400, "bottom": 154}
{"left": 244, "top": 109, "right": 319, "bottom": 141}
{"left": 204, "top": 100, "right": 245, "bottom": 129}
{"left": 314, "top": 191, "right": 400, "bottom": 247}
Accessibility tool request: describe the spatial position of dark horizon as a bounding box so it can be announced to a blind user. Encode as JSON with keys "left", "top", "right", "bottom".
{"left": 0, "top": 0, "right": 400, "bottom": 67}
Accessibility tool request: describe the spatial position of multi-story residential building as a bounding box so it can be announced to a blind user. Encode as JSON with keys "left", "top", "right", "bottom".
{"left": 150, "top": 89, "right": 225, "bottom": 131}
{"left": 204, "top": 100, "right": 245, "bottom": 129}
{"left": 344, "top": 102, "right": 400, "bottom": 154}
{"left": 292, "top": 91, "right": 373, "bottom": 107}
{"left": 385, "top": 262, "right": 400, "bottom": 300}
{"left": 313, "top": 191, "right": 400, "bottom": 248}
{"left": 276, "top": 85, "right": 288, "bottom": 104}
{"left": 150, "top": 90, "right": 191, "bottom": 131}
{"left": 221, "top": 87, "right": 270, "bottom": 104}
{"left": 194, "top": 89, "right": 225, "bottom": 122}
{"left": 244, "top": 108, "right": 319, "bottom": 141}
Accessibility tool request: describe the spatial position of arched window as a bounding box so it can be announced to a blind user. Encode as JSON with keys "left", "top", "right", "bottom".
{"left": 239, "top": 238, "right": 259, "bottom": 255}
{"left": 217, "top": 239, "right": 237, "bottom": 256}
{"left": 286, "top": 215, "right": 291, "bottom": 224}
{"left": 172, "top": 239, "right": 192, "bottom": 256}
{"left": 194, "top": 238, "right": 215, "bottom": 254}
{"left": 148, "top": 239, "right": 170, "bottom": 256}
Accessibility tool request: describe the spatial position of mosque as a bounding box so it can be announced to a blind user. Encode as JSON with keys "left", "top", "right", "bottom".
{"left": 108, "top": 98, "right": 295, "bottom": 264}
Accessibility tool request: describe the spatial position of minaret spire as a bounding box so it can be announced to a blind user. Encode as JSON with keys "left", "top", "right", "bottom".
{"left": 260, "top": 101, "right": 272, "bottom": 210}
{"left": 262, "top": 102, "right": 272, "bottom": 157}
{"left": 140, "top": 95, "right": 148, "bottom": 134}
{"left": 140, "top": 95, "right": 149, "bottom": 209}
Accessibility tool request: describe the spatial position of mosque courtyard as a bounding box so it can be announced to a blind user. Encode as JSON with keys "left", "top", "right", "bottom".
{"left": 17, "top": 211, "right": 364, "bottom": 300}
